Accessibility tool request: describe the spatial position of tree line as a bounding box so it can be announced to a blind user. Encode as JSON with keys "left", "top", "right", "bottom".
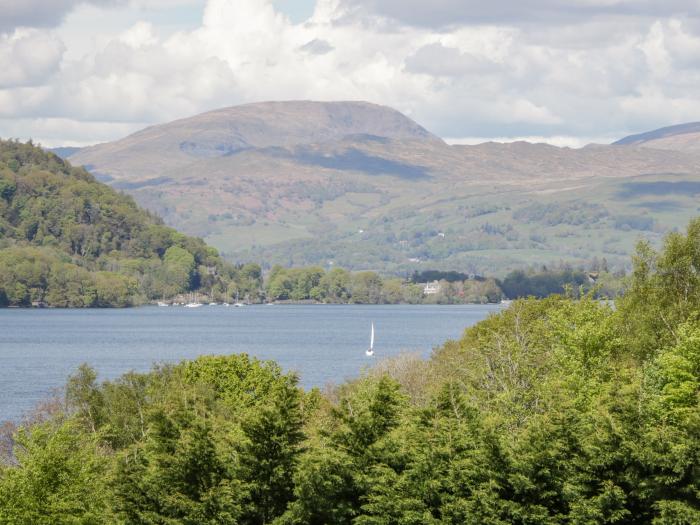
{"left": 263, "top": 265, "right": 503, "bottom": 304}
{"left": 262, "top": 265, "right": 623, "bottom": 304}
{"left": 1, "top": 219, "right": 698, "bottom": 523}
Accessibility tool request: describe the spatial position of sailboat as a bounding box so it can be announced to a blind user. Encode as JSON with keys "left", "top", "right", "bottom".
{"left": 184, "top": 292, "right": 202, "bottom": 308}
{"left": 233, "top": 290, "right": 245, "bottom": 307}
{"left": 365, "top": 322, "right": 375, "bottom": 357}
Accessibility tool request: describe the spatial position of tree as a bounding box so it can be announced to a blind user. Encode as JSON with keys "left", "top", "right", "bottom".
{"left": 112, "top": 409, "right": 243, "bottom": 525}
{"left": 351, "top": 272, "right": 384, "bottom": 304}
{"left": 66, "top": 364, "right": 105, "bottom": 434}
{"left": 163, "top": 246, "right": 196, "bottom": 294}
{"left": 319, "top": 268, "right": 351, "bottom": 302}
{"left": 4, "top": 217, "right": 700, "bottom": 524}
{"left": 0, "top": 420, "right": 111, "bottom": 524}
{"left": 267, "top": 270, "right": 293, "bottom": 301}
{"left": 619, "top": 218, "right": 700, "bottom": 357}
{"left": 238, "top": 377, "right": 305, "bottom": 524}
{"left": 282, "top": 376, "right": 406, "bottom": 524}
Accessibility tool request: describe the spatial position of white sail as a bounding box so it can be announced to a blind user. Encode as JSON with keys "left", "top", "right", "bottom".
{"left": 366, "top": 322, "right": 375, "bottom": 356}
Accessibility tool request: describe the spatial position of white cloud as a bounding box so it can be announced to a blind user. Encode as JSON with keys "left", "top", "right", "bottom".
{"left": 3, "top": 0, "right": 700, "bottom": 146}
{"left": 405, "top": 43, "right": 503, "bottom": 77}
{"left": 119, "top": 21, "right": 158, "bottom": 48}
{"left": 0, "top": 29, "right": 65, "bottom": 88}
{"left": 0, "top": 0, "right": 128, "bottom": 34}
{"left": 0, "top": 86, "right": 53, "bottom": 118}
{"left": 299, "top": 38, "right": 334, "bottom": 55}
{"left": 0, "top": 117, "right": 145, "bottom": 146}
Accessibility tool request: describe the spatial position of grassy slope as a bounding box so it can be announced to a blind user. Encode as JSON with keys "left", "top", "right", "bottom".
{"left": 230, "top": 171, "right": 700, "bottom": 275}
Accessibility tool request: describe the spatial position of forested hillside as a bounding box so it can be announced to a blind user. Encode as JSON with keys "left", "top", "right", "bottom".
{"left": 0, "top": 140, "right": 260, "bottom": 307}
{"left": 1, "top": 220, "right": 698, "bottom": 523}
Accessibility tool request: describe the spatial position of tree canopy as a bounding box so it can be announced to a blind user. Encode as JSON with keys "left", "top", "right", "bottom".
{"left": 1, "top": 214, "right": 699, "bottom": 524}
{"left": 0, "top": 140, "right": 261, "bottom": 306}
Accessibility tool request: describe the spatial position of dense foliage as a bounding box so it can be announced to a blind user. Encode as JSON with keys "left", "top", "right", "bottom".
{"left": 264, "top": 265, "right": 503, "bottom": 304}
{"left": 410, "top": 270, "right": 475, "bottom": 283}
{"left": 0, "top": 140, "right": 261, "bottom": 306}
{"left": 498, "top": 265, "right": 623, "bottom": 299}
{"left": 2, "top": 220, "right": 699, "bottom": 523}
{"left": 261, "top": 264, "right": 621, "bottom": 305}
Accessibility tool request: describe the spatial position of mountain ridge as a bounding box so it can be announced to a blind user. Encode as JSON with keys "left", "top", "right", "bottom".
{"left": 614, "top": 122, "right": 700, "bottom": 146}
{"left": 66, "top": 102, "right": 700, "bottom": 274}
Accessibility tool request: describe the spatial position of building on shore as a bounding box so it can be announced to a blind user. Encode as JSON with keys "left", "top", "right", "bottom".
{"left": 423, "top": 280, "right": 441, "bottom": 295}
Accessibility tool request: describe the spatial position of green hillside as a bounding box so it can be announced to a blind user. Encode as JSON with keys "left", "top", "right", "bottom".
{"left": 0, "top": 140, "right": 260, "bottom": 307}
{"left": 241, "top": 170, "right": 700, "bottom": 274}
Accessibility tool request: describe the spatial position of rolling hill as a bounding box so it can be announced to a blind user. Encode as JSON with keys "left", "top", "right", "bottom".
{"left": 64, "top": 102, "right": 700, "bottom": 275}
{"left": 0, "top": 140, "right": 260, "bottom": 307}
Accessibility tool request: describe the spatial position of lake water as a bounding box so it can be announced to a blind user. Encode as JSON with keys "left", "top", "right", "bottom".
{"left": 0, "top": 304, "right": 501, "bottom": 423}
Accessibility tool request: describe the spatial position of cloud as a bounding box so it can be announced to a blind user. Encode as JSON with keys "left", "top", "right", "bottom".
{"left": 299, "top": 38, "right": 334, "bottom": 55}
{"left": 0, "top": 0, "right": 127, "bottom": 34}
{"left": 3, "top": 0, "right": 700, "bottom": 146}
{"left": 118, "top": 21, "right": 158, "bottom": 48}
{"left": 337, "top": 0, "right": 700, "bottom": 29}
{"left": 45, "top": 26, "right": 239, "bottom": 123}
{"left": 0, "top": 117, "right": 144, "bottom": 146}
{"left": 0, "top": 29, "right": 65, "bottom": 88}
{"left": 405, "top": 42, "right": 502, "bottom": 77}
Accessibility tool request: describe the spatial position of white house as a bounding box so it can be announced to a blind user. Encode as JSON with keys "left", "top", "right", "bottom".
{"left": 423, "top": 280, "right": 441, "bottom": 295}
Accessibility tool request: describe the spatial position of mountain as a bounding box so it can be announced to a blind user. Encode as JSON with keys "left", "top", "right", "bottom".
{"left": 0, "top": 140, "right": 261, "bottom": 307}
{"left": 73, "top": 101, "right": 442, "bottom": 178}
{"left": 69, "top": 103, "right": 700, "bottom": 274}
{"left": 49, "top": 146, "right": 83, "bottom": 159}
{"left": 613, "top": 122, "right": 700, "bottom": 153}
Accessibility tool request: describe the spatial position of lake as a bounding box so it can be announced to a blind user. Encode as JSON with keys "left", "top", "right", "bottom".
{"left": 0, "top": 304, "right": 501, "bottom": 423}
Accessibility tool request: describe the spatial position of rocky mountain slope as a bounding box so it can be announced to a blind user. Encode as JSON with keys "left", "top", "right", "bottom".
{"left": 72, "top": 101, "right": 442, "bottom": 178}
{"left": 64, "top": 102, "right": 700, "bottom": 274}
{"left": 614, "top": 122, "right": 700, "bottom": 153}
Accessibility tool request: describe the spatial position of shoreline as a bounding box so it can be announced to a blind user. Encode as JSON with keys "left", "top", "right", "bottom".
{"left": 1, "top": 300, "right": 506, "bottom": 310}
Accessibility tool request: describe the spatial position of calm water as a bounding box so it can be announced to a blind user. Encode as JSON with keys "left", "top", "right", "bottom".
{"left": 0, "top": 304, "right": 501, "bottom": 423}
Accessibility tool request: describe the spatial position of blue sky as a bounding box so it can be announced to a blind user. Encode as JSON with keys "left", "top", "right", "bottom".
{"left": 272, "top": 0, "right": 317, "bottom": 23}
{"left": 134, "top": 1, "right": 317, "bottom": 29}
{"left": 79, "top": 1, "right": 317, "bottom": 35}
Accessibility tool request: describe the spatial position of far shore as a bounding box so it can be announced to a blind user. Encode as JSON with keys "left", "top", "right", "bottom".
{"left": 1, "top": 300, "right": 505, "bottom": 310}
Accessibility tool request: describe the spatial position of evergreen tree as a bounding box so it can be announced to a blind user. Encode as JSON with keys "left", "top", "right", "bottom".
{"left": 238, "top": 377, "right": 305, "bottom": 524}
{"left": 112, "top": 408, "right": 242, "bottom": 525}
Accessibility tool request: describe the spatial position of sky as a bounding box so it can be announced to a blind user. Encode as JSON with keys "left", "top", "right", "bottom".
{"left": 1, "top": 0, "right": 699, "bottom": 147}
